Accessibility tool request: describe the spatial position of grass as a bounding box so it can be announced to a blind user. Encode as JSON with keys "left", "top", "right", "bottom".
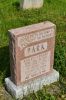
{"left": 0, "top": 0, "right": 66, "bottom": 99}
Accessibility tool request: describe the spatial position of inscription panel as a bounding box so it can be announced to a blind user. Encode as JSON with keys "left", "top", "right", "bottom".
{"left": 21, "top": 51, "right": 50, "bottom": 82}
{"left": 18, "top": 28, "right": 55, "bottom": 49}
{"left": 24, "top": 42, "right": 47, "bottom": 57}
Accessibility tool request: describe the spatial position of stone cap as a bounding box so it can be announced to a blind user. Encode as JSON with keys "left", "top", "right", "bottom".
{"left": 8, "top": 21, "right": 56, "bottom": 36}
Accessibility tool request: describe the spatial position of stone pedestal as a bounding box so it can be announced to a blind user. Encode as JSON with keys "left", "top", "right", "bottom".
{"left": 5, "top": 69, "right": 59, "bottom": 99}
{"left": 20, "top": 0, "right": 44, "bottom": 9}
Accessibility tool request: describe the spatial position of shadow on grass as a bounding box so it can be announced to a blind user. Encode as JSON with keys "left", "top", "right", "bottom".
{"left": 12, "top": 1, "right": 20, "bottom": 10}
{"left": 0, "top": 46, "right": 10, "bottom": 85}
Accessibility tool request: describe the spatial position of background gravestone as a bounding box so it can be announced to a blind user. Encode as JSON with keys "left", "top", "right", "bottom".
{"left": 5, "top": 21, "right": 59, "bottom": 99}
{"left": 20, "top": 0, "right": 44, "bottom": 9}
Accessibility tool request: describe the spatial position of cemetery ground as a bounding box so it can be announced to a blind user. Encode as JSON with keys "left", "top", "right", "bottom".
{"left": 0, "top": 0, "right": 66, "bottom": 99}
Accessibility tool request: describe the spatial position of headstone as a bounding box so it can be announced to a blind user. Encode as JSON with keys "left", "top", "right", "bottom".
{"left": 5, "top": 21, "right": 59, "bottom": 99}
{"left": 20, "top": 0, "right": 44, "bottom": 9}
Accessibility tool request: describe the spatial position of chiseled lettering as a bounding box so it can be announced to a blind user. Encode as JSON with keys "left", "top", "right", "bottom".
{"left": 25, "top": 42, "right": 47, "bottom": 57}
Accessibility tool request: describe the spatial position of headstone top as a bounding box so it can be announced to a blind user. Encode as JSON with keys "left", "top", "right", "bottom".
{"left": 9, "top": 21, "right": 56, "bottom": 36}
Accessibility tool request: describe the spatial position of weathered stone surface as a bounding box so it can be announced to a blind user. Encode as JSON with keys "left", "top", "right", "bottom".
{"left": 5, "top": 21, "right": 59, "bottom": 99}
{"left": 5, "top": 69, "right": 59, "bottom": 99}
{"left": 20, "top": 0, "right": 44, "bottom": 9}
{"left": 8, "top": 21, "right": 56, "bottom": 85}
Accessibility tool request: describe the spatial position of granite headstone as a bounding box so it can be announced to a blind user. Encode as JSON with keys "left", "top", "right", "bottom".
{"left": 5, "top": 21, "right": 59, "bottom": 99}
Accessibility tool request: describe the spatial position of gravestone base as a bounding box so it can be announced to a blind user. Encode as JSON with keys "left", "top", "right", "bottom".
{"left": 5, "top": 69, "right": 59, "bottom": 99}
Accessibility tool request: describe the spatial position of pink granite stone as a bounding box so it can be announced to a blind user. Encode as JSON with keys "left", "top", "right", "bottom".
{"left": 8, "top": 21, "right": 56, "bottom": 85}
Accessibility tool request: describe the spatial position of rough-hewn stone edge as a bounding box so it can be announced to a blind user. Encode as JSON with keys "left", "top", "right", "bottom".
{"left": 5, "top": 69, "right": 59, "bottom": 99}
{"left": 8, "top": 21, "right": 56, "bottom": 36}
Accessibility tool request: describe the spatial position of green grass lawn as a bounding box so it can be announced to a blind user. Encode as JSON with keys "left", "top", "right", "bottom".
{"left": 0, "top": 0, "right": 66, "bottom": 99}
